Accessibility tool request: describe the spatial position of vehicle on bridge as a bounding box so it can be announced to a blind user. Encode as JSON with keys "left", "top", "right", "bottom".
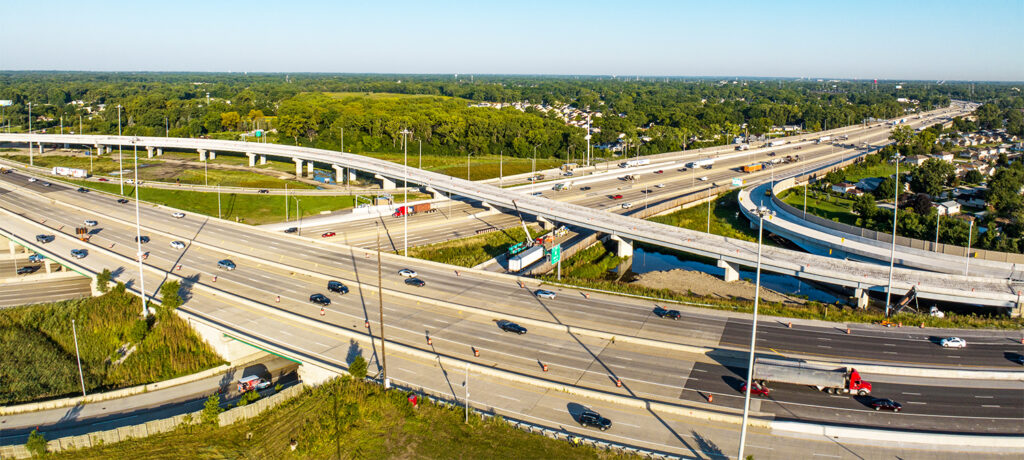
{"left": 753, "top": 357, "right": 872, "bottom": 396}
{"left": 940, "top": 337, "right": 967, "bottom": 348}
{"left": 497, "top": 320, "right": 527, "bottom": 334}
{"left": 535, "top": 289, "right": 557, "bottom": 299}
{"left": 620, "top": 159, "right": 650, "bottom": 168}
{"left": 742, "top": 163, "right": 764, "bottom": 173}
{"left": 70, "top": 249, "right": 87, "bottom": 259}
{"left": 28, "top": 254, "right": 45, "bottom": 262}
{"left": 217, "top": 259, "right": 236, "bottom": 270}
{"left": 688, "top": 158, "right": 715, "bottom": 169}
{"left": 327, "top": 280, "right": 349, "bottom": 294}
{"left": 35, "top": 234, "right": 54, "bottom": 244}
{"left": 870, "top": 398, "right": 902, "bottom": 412}
{"left": 740, "top": 381, "right": 770, "bottom": 396}
{"left": 404, "top": 277, "right": 426, "bottom": 287}
{"left": 398, "top": 268, "right": 417, "bottom": 278}
{"left": 309, "top": 293, "right": 330, "bottom": 306}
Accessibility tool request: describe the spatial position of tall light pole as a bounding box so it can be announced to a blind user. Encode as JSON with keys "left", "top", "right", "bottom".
{"left": 293, "top": 198, "right": 302, "bottom": 236}
{"left": 72, "top": 319, "right": 86, "bottom": 396}
{"left": 965, "top": 219, "right": 974, "bottom": 276}
{"left": 400, "top": 128, "right": 412, "bottom": 257}
{"left": 934, "top": 212, "right": 941, "bottom": 251}
{"left": 131, "top": 138, "right": 150, "bottom": 317}
{"left": 118, "top": 105, "right": 124, "bottom": 196}
{"left": 738, "top": 206, "right": 771, "bottom": 460}
{"left": 28, "top": 102, "right": 33, "bottom": 166}
{"left": 884, "top": 155, "right": 903, "bottom": 316}
{"left": 376, "top": 222, "right": 388, "bottom": 386}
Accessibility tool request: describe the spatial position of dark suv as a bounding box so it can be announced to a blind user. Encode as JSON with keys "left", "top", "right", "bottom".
{"left": 309, "top": 294, "right": 331, "bottom": 306}
{"left": 578, "top": 409, "right": 612, "bottom": 430}
{"left": 327, "top": 281, "right": 349, "bottom": 294}
{"left": 497, "top": 320, "right": 527, "bottom": 335}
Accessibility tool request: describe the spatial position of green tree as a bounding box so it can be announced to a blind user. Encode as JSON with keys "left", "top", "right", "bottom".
{"left": 909, "top": 159, "right": 955, "bottom": 196}
{"left": 201, "top": 394, "right": 222, "bottom": 426}
{"left": 159, "top": 280, "right": 182, "bottom": 309}
{"left": 348, "top": 355, "right": 368, "bottom": 380}
{"left": 963, "top": 170, "right": 984, "bottom": 184}
{"left": 852, "top": 193, "right": 877, "bottom": 219}
{"left": 219, "top": 111, "right": 240, "bottom": 131}
{"left": 876, "top": 176, "right": 897, "bottom": 199}
{"left": 824, "top": 169, "right": 845, "bottom": 185}
{"left": 96, "top": 268, "right": 111, "bottom": 294}
{"left": 888, "top": 125, "right": 915, "bottom": 148}
{"left": 26, "top": 429, "right": 46, "bottom": 456}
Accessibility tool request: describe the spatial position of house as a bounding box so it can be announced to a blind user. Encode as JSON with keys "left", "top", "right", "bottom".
{"left": 931, "top": 152, "right": 954, "bottom": 163}
{"left": 902, "top": 155, "right": 929, "bottom": 166}
{"left": 831, "top": 182, "right": 857, "bottom": 194}
{"left": 856, "top": 177, "right": 883, "bottom": 192}
{"left": 935, "top": 200, "right": 961, "bottom": 216}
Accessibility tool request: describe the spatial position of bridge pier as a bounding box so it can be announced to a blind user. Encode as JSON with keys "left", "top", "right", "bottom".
{"left": 298, "top": 363, "right": 343, "bottom": 385}
{"left": 717, "top": 260, "right": 740, "bottom": 282}
{"left": 198, "top": 149, "right": 207, "bottom": 162}
{"left": 179, "top": 313, "right": 264, "bottom": 362}
{"left": 246, "top": 152, "right": 256, "bottom": 167}
{"left": 537, "top": 216, "right": 554, "bottom": 231}
{"left": 374, "top": 174, "right": 396, "bottom": 190}
{"left": 260, "top": 155, "right": 267, "bottom": 165}
{"left": 37, "top": 142, "right": 44, "bottom": 154}
{"left": 146, "top": 146, "right": 154, "bottom": 158}
{"left": 609, "top": 235, "right": 633, "bottom": 258}
{"left": 294, "top": 159, "right": 304, "bottom": 178}
{"left": 156, "top": 147, "right": 163, "bottom": 156}
{"left": 105, "top": 145, "right": 112, "bottom": 154}
{"left": 306, "top": 161, "right": 314, "bottom": 175}
{"left": 43, "top": 259, "right": 53, "bottom": 274}
{"left": 332, "top": 165, "right": 348, "bottom": 185}
{"left": 208, "top": 150, "right": 216, "bottom": 160}
{"left": 853, "top": 287, "right": 870, "bottom": 310}
{"left": 94, "top": 144, "right": 103, "bottom": 156}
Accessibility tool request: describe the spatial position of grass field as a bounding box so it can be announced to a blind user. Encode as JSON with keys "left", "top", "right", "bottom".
{"left": 841, "top": 163, "right": 897, "bottom": 183}
{"left": 1, "top": 153, "right": 156, "bottom": 176}
{"left": 69, "top": 180, "right": 360, "bottom": 225}
{"left": 408, "top": 225, "right": 540, "bottom": 267}
{"left": 361, "top": 152, "right": 567, "bottom": 181}
{"left": 779, "top": 189, "right": 860, "bottom": 226}
{"left": 0, "top": 287, "right": 223, "bottom": 406}
{"left": 53, "top": 377, "right": 628, "bottom": 459}
{"left": 648, "top": 190, "right": 760, "bottom": 243}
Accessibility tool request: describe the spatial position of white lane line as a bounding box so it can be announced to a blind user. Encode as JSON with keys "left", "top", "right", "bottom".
{"left": 691, "top": 368, "right": 707, "bottom": 373}
{"left": 812, "top": 454, "right": 841, "bottom": 458}
{"left": 902, "top": 392, "right": 921, "bottom": 396}
{"left": 817, "top": 345, "right": 831, "bottom": 349}
{"left": 982, "top": 405, "right": 1001, "bottom": 408}
{"left": 906, "top": 401, "right": 926, "bottom": 405}
{"left": 974, "top": 395, "right": 994, "bottom": 399}
{"left": 883, "top": 351, "right": 897, "bottom": 354}
{"left": 495, "top": 394, "right": 518, "bottom": 401}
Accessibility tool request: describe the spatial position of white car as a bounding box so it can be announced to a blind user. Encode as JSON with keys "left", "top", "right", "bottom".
{"left": 84, "top": 220, "right": 98, "bottom": 226}
{"left": 655, "top": 184, "right": 666, "bottom": 188}
{"left": 535, "top": 290, "right": 557, "bottom": 299}
{"left": 940, "top": 337, "right": 967, "bottom": 349}
{"left": 398, "top": 268, "right": 417, "bottom": 278}
{"left": 699, "top": 176, "right": 709, "bottom": 181}
{"left": 28, "top": 177, "right": 37, "bottom": 182}
{"left": 172, "top": 212, "right": 185, "bottom": 219}
{"left": 170, "top": 241, "right": 186, "bottom": 249}
{"left": 125, "top": 179, "right": 134, "bottom": 184}
{"left": 621, "top": 202, "right": 633, "bottom": 209}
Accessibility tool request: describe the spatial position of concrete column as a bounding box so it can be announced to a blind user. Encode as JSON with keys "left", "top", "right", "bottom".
{"left": 537, "top": 216, "right": 553, "bottom": 230}
{"left": 374, "top": 174, "right": 396, "bottom": 190}
{"left": 609, "top": 235, "right": 633, "bottom": 258}
{"left": 853, "top": 288, "right": 870, "bottom": 310}
{"left": 94, "top": 144, "right": 104, "bottom": 156}
{"left": 208, "top": 151, "right": 216, "bottom": 160}
{"left": 146, "top": 146, "right": 154, "bottom": 158}
{"left": 294, "top": 158, "right": 304, "bottom": 177}
{"left": 37, "top": 142, "right": 44, "bottom": 154}
{"left": 348, "top": 169, "right": 357, "bottom": 182}
{"left": 44, "top": 259, "right": 52, "bottom": 274}
{"left": 260, "top": 155, "right": 267, "bottom": 165}
{"left": 332, "top": 165, "right": 345, "bottom": 184}
{"left": 298, "top": 363, "right": 343, "bottom": 385}
{"left": 422, "top": 186, "right": 442, "bottom": 199}
{"left": 307, "top": 161, "right": 313, "bottom": 174}
{"left": 156, "top": 148, "right": 163, "bottom": 156}
{"left": 8, "top": 240, "right": 15, "bottom": 256}
{"left": 105, "top": 146, "right": 112, "bottom": 154}
{"left": 479, "top": 201, "right": 496, "bottom": 211}
{"left": 198, "top": 149, "right": 207, "bottom": 161}
{"left": 717, "top": 259, "right": 740, "bottom": 282}
{"left": 247, "top": 153, "right": 256, "bottom": 167}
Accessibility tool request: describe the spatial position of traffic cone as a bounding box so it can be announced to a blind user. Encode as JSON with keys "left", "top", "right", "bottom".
{"left": 276, "top": 295, "right": 280, "bottom": 303}
{"left": 898, "top": 322, "right": 902, "bottom": 327}
{"left": 212, "top": 275, "right": 217, "bottom": 282}
{"left": 365, "top": 320, "right": 370, "bottom": 328}
{"left": 920, "top": 322, "right": 925, "bottom": 328}
{"left": 473, "top": 347, "right": 479, "bottom": 357}
{"left": 846, "top": 328, "right": 851, "bottom": 334}
{"left": 708, "top": 394, "right": 713, "bottom": 403}
{"left": 584, "top": 293, "right": 590, "bottom": 299}
{"left": 542, "top": 363, "right": 549, "bottom": 372}
{"left": 787, "top": 322, "right": 792, "bottom": 328}
{"left": 455, "top": 270, "right": 460, "bottom": 277}
{"left": 320, "top": 307, "right": 325, "bottom": 316}
{"left": 615, "top": 378, "right": 622, "bottom": 388}
{"left": 427, "top": 337, "right": 432, "bottom": 346}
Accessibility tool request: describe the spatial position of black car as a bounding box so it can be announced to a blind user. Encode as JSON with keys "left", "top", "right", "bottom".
{"left": 309, "top": 294, "right": 331, "bottom": 306}
{"left": 117, "top": 198, "right": 129, "bottom": 204}
{"left": 284, "top": 227, "right": 298, "bottom": 234}
{"left": 35, "top": 234, "right": 54, "bottom": 244}
{"left": 404, "top": 277, "right": 426, "bottom": 287}
{"left": 17, "top": 266, "right": 38, "bottom": 275}
{"left": 76, "top": 187, "right": 89, "bottom": 193}
{"left": 654, "top": 307, "right": 681, "bottom": 320}
{"left": 258, "top": 189, "right": 270, "bottom": 194}
{"left": 578, "top": 409, "right": 612, "bottom": 430}
{"left": 870, "top": 398, "right": 902, "bottom": 412}
{"left": 134, "top": 236, "right": 150, "bottom": 243}
{"left": 580, "top": 186, "right": 591, "bottom": 191}
{"left": 327, "top": 280, "right": 349, "bottom": 294}
{"left": 497, "top": 320, "right": 527, "bottom": 334}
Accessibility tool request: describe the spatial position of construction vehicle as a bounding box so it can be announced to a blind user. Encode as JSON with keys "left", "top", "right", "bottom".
{"left": 753, "top": 358, "right": 872, "bottom": 396}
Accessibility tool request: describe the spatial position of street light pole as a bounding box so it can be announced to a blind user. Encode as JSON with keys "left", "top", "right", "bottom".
{"left": 738, "top": 206, "right": 770, "bottom": 460}
{"left": 934, "top": 213, "right": 941, "bottom": 251}
{"left": 965, "top": 219, "right": 974, "bottom": 276}
{"left": 131, "top": 138, "right": 150, "bottom": 317}
{"left": 400, "top": 128, "right": 412, "bottom": 257}
{"left": 118, "top": 105, "right": 124, "bottom": 196}
{"left": 376, "top": 222, "right": 388, "bottom": 386}
{"left": 294, "top": 198, "right": 302, "bottom": 236}
{"left": 72, "top": 319, "right": 86, "bottom": 397}
{"left": 884, "top": 155, "right": 902, "bottom": 316}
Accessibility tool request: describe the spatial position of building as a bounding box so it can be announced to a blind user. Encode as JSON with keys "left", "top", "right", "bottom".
{"left": 931, "top": 152, "right": 954, "bottom": 163}
{"left": 935, "top": 200, "right": 961, "bottom": 216}
{"left": 855, "top": 177, "right": 883, "bottom": 192}
{"left": 831, "top": 182, "right": 857, "bottom": 194}
{"left": 902, "top": 155, "right": 929, "bottom": 166}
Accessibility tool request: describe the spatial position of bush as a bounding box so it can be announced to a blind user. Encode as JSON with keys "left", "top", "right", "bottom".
{"left": 159, "top": 280, "right": 182, "bottom": 309}
{"left": 96, "top": 268, "right": 111, "bottom": 294}
{"left": 26, "top": 429, "right": 46, "bottom": 456}
{"left": 201, "top": 394, "right": 223, "bottom": 426}
{"left": 348, "top": 355, "right": 368, "bottom": 380}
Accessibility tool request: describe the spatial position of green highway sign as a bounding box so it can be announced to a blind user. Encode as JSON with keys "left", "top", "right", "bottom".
{"left": 550, "top": 244, "right": 562, "bottom": 264}
{"left": 255, "top": 129, "right": 263, "bottom": 137}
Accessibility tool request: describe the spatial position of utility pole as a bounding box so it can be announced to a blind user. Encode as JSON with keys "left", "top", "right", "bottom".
{"left": 72, "top": 319, "right": 86, "bottom": 397}
{"left": 377, "top": 223, "right": 388, "bottom": 386}
{"left": 499, "top": 149, "right": 503, "bottom": 187}
{"left": 464, "top": 363, "right": 470, "bottom": 424}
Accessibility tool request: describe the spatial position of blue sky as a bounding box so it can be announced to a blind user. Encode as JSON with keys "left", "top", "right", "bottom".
{"left": 1, "top": 0, "right": 1021, "bottom": 80}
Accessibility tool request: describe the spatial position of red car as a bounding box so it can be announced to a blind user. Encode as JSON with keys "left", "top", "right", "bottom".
{"left": 321, "top": 232, "right": 336, "bottom": 238}
{"left": 612, "top": 194, "right": 623, "bottom": 200}
{"left": 98, "top": 178, "right": 109, "bottom": 182}
{"left": 740, "top": 381, "right": 770, "bottom": 396}
{"left": 654, "top": 170, "right": 664, "bottom": 174}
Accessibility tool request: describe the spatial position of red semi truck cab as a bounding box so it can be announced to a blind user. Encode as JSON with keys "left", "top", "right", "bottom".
{"left": 847, "top": 369, "right": 872, "bottom": 393}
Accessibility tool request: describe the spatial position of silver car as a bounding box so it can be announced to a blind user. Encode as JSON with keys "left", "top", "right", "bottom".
{"left": 170, "top": 241, "right": 186, "bottom": 249}
{"left": 535, "top": 290, "right": 557, "bottom": 300}
{"left": 70, "top": 249, "right": 87, "bottom": 259}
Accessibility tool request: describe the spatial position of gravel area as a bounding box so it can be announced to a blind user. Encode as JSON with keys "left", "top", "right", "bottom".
{"left": 630, "top": 268, "right": 809, "bottom": 306}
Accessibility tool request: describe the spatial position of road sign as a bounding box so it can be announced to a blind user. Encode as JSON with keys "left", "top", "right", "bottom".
{"left": 0, "top": 100, "right": 12, "bottom": 107}
{"left": 731, "top": 177, "right": 743, "bottom": 187}
{"left": 549, "top": 244, "right": 562, "bottom": 264}
{"left": 255, "top": 129, "right": 263, "bottom": 137}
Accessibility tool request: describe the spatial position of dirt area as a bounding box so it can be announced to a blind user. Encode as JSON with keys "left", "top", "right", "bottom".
{"left": 630, "top": 268, "right": 809, "bottom": 306}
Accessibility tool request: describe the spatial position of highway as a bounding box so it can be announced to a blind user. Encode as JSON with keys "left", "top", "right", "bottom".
{"left": 0, "top": 273, "right": 91, "bottom": 307}
{"left": 0, "top": 169, "right": 1021, "bottom": 439}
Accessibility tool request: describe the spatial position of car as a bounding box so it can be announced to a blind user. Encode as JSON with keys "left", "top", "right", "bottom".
{"left": 767, "top": 152, "right": 776, "bottom": 157}
{"left": 258, "top": 189, "right": 269, "bottom": 194}
{"left": 170, "top": 240, "right": 186, "bottom": 249}
{"left": 654, "top": 170, "right": 664, "bottom": 174}
{"left": 84, "top": 220, "right": 98, "bottom": 226}
{"left": 580, "top": 186, "right": 591, "bottom": 191}
{"left": 217, "top": 259, "right": 236, "bottom": 270}
{"left": 621, "top": 202, "right": 633, "bottom": 209}
{"left": 404, "top": 277, "right": 426, "bottom": 287}
{"left": 497, "top": 320, "right": 527, "bottom": 334}
{"left": 1015, "top": 354, "right": 1024, "bottom": 365}
{"left": 76, "top": 187, "right": 89, "bottom": 193}
{"left": 237, "top": 375, "right": 271, "bottom": 393}
{"left": 284, "top": 227, "right": 298, "bottom": 234}
{"left": 398, "top": 269, "right": 417, "bottom": 278}
{"left": 117, "top": 198, "right": 129, "bottom": 204}
{"left": 28, "top": 177, "right": 37, "bottom": 182}
{"left": 28, "top": 254, "right": 45, "bottom": 262}
{"left": 172, "top": 212, "right": 185, "bottom": 218}
{"left": 659, "top": 309, "right": 681, "bottom": 320}
{"left": 578, "top": 409, "right": 612, "bottom": 431}
{"left": 125, "top": 179, "right": 134, "bottom": 184}
{"left": 41, "top": 182, "right": 51, "bottom": 187}
{"left": 794, "top": 146, "right": 803, "bottom": 150}
{"left": 531, "top": 192, "right": 543, "bottom": 196}
{"left": 535, "top": 289, "right": 557, "bottom": 299}
{"left": 17, "top": 266, "right": 39, "bottom": 275}
{"left": 563, "top": 171, "right": 574, "bottom": 176}
{"left": 134, "top": 236, "right": 150, "bottom": 244}
{"left": 35, "top": 234, "right": 54, "bottom": 244}
{"left": 655, "top": 183, "right": 666, "bottom": 188}
{"left": 940, "top": 337, "right": 967, "bottom": 348}
{"left": 309, "top": 293, "right": 331, "bottom": 306}
{"left": 327, "top": 280, "right": 349, "bottom": 294}
{"left": 611, "top": 194, "right": 623, "bottom": 200}
{"left": 740, "top": 381, "right": 770, "bottom": 396}
{"left": 699, "top": 176, "right": 709, "bottom": 181}
{"left": 70, "top": 249, "right": 87, "bottom": 259}
{"left": 677, "top": 167, "right": 687, "bottom": 172}
{"left": 98, "top": 177, "right": 109, "bottom": 182}
{"left": 321, "top": 232, "right": 336, "bottom": 238}
{"left": 870, "top": 398, "right": 902, "bottom": 412}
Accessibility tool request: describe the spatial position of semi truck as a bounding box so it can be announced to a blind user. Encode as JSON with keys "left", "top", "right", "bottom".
{"left": 742, "top": 163, "right": 764, "bottom": 173}
{"left": 620, "top": 159, "right": 650, "bottom": 168}
{"left": 553, "top": 181, "right": 573, "bottom": 191}
{"left": 393, "top": 203, "right": 432, "bottom": 217}
{"left": 52, "top": 166, "right": 89, "bottom": 178}
{"left": 752, "top": 357, "right": 872, "bottom": 395}
{"left": 687, "top": 158, "right": 715, "bottom": 169}
{"left": 816, "top": 136, "right": 831, "bottom": 144}
{"left": 768, "top": 140, "right": 787, "bottom": 147}
{"left": 508, "top": 245, "right": 544, "bottom": 271}
{"left": 734, "top": 144, "right": 750, "bottom": 151}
